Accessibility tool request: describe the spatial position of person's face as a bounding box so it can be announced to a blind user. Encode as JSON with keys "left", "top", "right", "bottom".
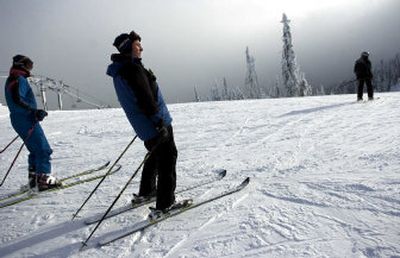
{"left": 132, "top": 40, "right": 143, "bottom": 58}
{"left": 25, "top": 63, "right": 33, "bottom": 71}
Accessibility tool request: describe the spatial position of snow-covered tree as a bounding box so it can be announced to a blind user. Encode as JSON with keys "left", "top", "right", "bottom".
{"left": 244, "top": 46, "right": 263, "bottom": 99}
{"left": 268, "top": 77, "right": 281, "bottom": 98}
{"left": 281, "top": 13, "right": 312, "bottom": 97}
{"left": 235, "top": 87, "right": 245, "bottom": 100}
{"left": 221, "top": 77, "right": 230, "bottom": 100}
{"left": 373, "top": 53, "right": 400, "bottom": 92}
{"left": 210, "top": 81, "right": 221, "bottom": 101}
{"left": 204, "top": 77, "right": 246, "bottom": 102}
{"left": 193, "top": 86, "right": 200, "bottom": 102}
{"left": 318, "top": 84, "right": 326, "bottom": 95}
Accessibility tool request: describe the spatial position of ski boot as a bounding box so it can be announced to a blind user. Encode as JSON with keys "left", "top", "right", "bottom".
{"left": 131, "top": 192, "right": 156, "bottom": 206}
{"left": 131, "top": 191, "right": 156, "bottom": 206}
{"left": 148, "top": 199, "right": 193, "bottom": 220}
{"left": 28, "top": 172, "right": 37, "bottom": 189}
{"left": 36, "top": 173, "right": 62, "bottom": 191}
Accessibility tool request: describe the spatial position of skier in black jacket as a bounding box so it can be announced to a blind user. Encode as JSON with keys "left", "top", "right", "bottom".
{"left": 354, "top": 51, "right": 374, "bottom": 101}
{"left": 107, "top": 31, "right": 177, "bottom": 216}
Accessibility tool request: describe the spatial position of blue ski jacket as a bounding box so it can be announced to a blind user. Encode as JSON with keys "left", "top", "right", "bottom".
{"left": 5, "top": 68, "right": 37, "bottom": 117}
{"left": 107, "top": 55, "right": 172, "bottom": 141}
{"left": 4, "top": 67, "right": 52, "bottom": 173}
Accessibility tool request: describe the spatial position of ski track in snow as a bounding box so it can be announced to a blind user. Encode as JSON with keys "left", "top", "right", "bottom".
{"left": 0, "top": 93, "right": 400, "bottom": 257}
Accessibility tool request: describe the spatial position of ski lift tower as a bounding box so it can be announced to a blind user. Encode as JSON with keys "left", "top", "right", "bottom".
{"left": 28, "top": 75, "right": 109, "bottom": 110}
{"left": 38, "top": 80, "right": 48, "bottom": 110}
{"left": 56, "top": 81, "right": 64, "bottom": 110}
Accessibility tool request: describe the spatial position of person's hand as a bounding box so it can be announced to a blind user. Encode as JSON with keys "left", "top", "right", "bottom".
{"left": 155, "top": 120, "right": 169, "bottom": 144}
{"left": 144, "top": 120, "right": 169, "bottom": 152}
{"left": 34, "top": 109, "right": 48, "bottom": 121}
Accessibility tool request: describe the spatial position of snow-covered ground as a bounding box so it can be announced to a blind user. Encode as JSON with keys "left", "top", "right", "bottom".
{"left": 0, "top": 93, "right": 399, "bottom": 258}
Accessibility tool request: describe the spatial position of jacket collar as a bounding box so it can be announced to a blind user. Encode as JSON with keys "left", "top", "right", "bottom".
{"left": 110, "top": 53, "right": 142, "bottom": 65}
{"left": 9, "top": 67, "right": 30, "bottom": 78}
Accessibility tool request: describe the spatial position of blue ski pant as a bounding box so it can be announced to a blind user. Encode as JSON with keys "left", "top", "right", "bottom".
{"left": 10, "top": 114, "right": 52, "bottom": 174}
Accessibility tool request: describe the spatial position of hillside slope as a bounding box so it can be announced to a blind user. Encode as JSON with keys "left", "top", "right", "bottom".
{"left": 0, "top": 93, "right": 399, "bottom": 257}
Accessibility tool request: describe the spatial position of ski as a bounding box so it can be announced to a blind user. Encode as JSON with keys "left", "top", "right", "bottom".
{"left": 0, "top": 161, "right": 111, "bottom": 202}
{"left": 97, "top": 177, "right": 250, "bottom": 247}
{"left": 0, "top": 163, "right": 121, "bottom": 209}
{"left": 84, "top": 169, "right": 227, "bottom": 225}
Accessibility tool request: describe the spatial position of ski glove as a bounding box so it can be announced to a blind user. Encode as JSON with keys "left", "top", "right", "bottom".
{"left": 144, "top": 120, "right": 170, "bottom": 152}
{"left": 155, "top": 120, "right": 169, "bottom": 143}
{"left": 34, "top": 109, "right": 48, "bottom": 121}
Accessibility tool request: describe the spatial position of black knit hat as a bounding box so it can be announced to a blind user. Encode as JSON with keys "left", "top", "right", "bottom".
{"left": 113, "top": 31, "right": 142, "bottom": 54}
{"left": 12, "top": 55, "right": 33, "bottom": 70}
{"left": 361, "top": 51, "right": 369, "bottom": 57}
{"left": 113, "top": 33, "right": 132, "bottom": 54}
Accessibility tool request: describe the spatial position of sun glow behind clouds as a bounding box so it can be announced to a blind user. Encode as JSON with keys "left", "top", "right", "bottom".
{"left": 266, "top": 0, "right": 366, "bottom": 17}
{"left": 207, "top": 0, "right": 369, "bottom": 30}
{"left": 216, "top": 0, "right": 368, "bottom": 16}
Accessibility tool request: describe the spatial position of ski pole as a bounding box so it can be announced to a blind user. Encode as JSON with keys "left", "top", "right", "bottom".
{"left": 72, "top": 135, "right": 138, "bottom": 220}
{"left": 0, "top": 123, "right": 37, "bottom": 187}
{"left": 80, "top": 151, "right": 151, "bottom": 250}
{"left": 0, "top": 143, "right": 25, "bottom": 187}
{"left": 0, "top": 135, "right": 19, "bottom": 154}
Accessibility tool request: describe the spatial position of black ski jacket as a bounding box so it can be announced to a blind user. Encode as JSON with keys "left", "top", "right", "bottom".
{"left": 354, "top": 57, "right": 373, "bottom": 80}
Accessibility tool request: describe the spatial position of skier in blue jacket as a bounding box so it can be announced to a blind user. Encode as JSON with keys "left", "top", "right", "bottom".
{"left": 4, "top": 55, "right": 61, "bottom": 191}
{"left": 107, "top": 31, "right": 177, "bottom": 215}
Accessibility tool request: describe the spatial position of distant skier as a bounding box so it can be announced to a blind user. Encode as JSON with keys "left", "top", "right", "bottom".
{"left": 107, "top": 31, "right": 177, "bottom": 217}
{"left": 4, "top": 55, "right": 61, "bottom": 190}
{"left": 354, "top": 51, "right": 374, "bottom": 101}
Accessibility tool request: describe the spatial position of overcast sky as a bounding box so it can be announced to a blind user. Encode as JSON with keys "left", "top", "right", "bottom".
{"left": 1, "top": 0, "right": 399, "bottom": 108}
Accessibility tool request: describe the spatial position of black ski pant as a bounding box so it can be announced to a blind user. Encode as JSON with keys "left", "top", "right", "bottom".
{"left": 357, "top": 78, "right": 374, "bottom": 100}
{"left": 140, "top": 125, "right": 177, "bottom": 210}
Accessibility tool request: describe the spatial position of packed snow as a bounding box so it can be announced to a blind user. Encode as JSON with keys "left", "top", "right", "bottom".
{"left": 0, "top": 93, "right": 399, "bottom": 258}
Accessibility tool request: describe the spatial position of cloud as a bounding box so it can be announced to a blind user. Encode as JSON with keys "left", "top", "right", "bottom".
{"left": 0, "top": 0, "right": 399, "bottom": 108}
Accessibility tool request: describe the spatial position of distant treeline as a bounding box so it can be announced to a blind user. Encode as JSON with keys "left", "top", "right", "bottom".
{"left": 326, "top": 53, "right": 400, "bottom": 95}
